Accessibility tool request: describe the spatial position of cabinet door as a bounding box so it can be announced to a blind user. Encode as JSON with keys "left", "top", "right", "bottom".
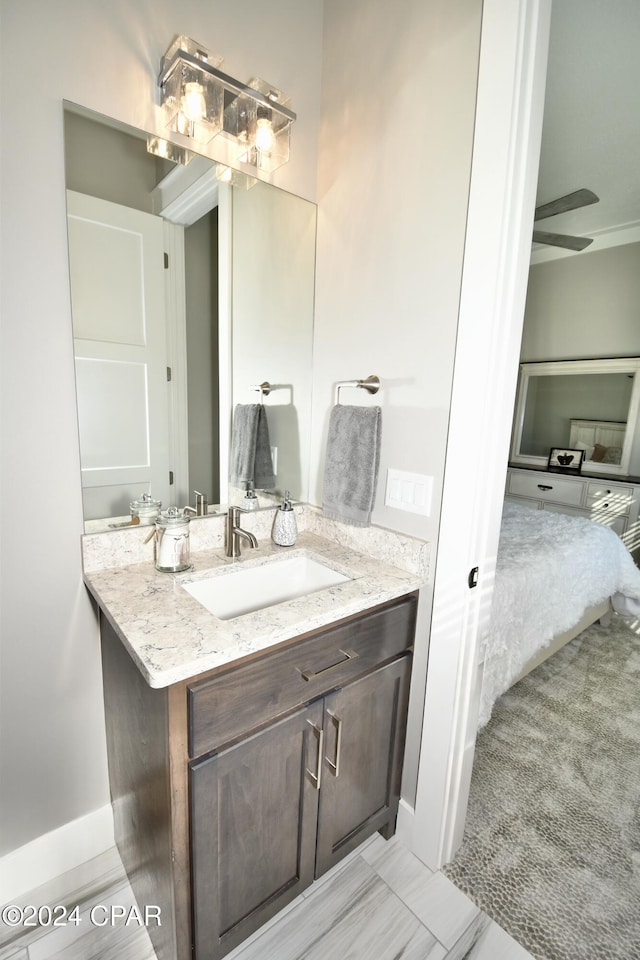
{"left": 190, "top": 701, "right": 323, "bottom": 960}
{"left": 315, "top": 655, "right": 411, "bottom": 876}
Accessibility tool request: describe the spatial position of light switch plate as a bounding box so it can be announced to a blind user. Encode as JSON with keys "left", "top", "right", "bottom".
{"left": 385, "top": 469, "right": 433, "bottom": 516}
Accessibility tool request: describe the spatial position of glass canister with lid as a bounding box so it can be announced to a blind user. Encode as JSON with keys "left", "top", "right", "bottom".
{"left": 154, "top": 507, "right": 191, "bottom": 572}
{"left": 130, "top": 493, "right": 162, "bottom": 526}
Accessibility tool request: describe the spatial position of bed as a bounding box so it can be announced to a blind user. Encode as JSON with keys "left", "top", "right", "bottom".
{"left": 478, "top": 500, "right": 640, "bottom": 728}
{"left": 569, "top": 418, "right": 625, "bottom": 465}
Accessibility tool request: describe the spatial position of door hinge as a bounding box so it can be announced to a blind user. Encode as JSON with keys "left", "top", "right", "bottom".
{"left": 468, "top": 566, "right": 479, "bottom": 589}
{"left": 164, "top": 252, "right": 169, "bottom": 269}
{"left": 169, "top": 471, "right": 174, "bottom": 485}
{"left": 166, "top": 366, "right": 172, "bottom": 382}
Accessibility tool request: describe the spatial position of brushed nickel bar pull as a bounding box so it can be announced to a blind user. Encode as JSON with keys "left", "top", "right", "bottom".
{"left": 301, "top": 649, "right": 359, "bottom": 682}
{"left": 305, "top": 720, "right": 324, "bottom": 790}
{"left": 326, "top": 710, "right": 343, "bottom": 778}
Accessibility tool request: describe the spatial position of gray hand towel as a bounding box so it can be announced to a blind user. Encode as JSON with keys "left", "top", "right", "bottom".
{"left": 322, "top": 405, "right": 382, "bottom": 527}
{"left": 230, "top": 404, "right": 275, "bottom": 490}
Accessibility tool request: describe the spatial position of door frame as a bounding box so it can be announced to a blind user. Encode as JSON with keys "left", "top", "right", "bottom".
{"left": 399, "top": 0, "right": 553, "bottom": 868}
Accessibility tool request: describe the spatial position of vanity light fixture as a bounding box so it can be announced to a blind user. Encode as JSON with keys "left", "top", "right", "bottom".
{"left": 156, "top": 35, "right": 296, "bottom": 172}
{"left": 146, "top": 135, "right": 194, "bottom": 166}
{"left": 214, "top": 163, "right": 257, "bottom": 190}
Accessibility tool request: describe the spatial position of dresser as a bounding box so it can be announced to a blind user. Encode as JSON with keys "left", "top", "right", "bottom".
{"left": 506, "top": 466, "right": 640, "bottom": 562}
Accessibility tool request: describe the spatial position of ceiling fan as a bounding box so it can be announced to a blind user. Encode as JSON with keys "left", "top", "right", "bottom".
{"left": 533, "top": 187, "right": 599, "bottom": 251}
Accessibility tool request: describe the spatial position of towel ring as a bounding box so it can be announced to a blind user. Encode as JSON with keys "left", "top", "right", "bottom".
{"left": 250, "top": 381, "right": 272, "bottom": 402}
{"left": 335, "top": 375, "right": 380, "bottom": 405}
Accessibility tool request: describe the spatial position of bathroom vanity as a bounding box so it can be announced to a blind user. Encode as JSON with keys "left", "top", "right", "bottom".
{"left": 83, "top": 510, "right": 427, "bottom": 960}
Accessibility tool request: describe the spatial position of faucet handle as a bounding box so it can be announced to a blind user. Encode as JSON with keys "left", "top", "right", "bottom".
{"left": 229, "top": 503, "right": 252, "bottom": 515}
{"left": 194, "top": 490, "right": 208, "bottom": 515}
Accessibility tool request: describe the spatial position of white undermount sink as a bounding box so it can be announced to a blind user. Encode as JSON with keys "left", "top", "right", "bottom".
{"left": 182, "top": 555, "right": 351, "bottom": 620}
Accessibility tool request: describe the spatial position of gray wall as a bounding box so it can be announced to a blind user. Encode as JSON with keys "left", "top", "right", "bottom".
{"left": 521, "top": 242, "right": 640, "bottom": 361}
{"left": 185, "top": 210, "right": 220, "bottom": 503}
{"left": 65, "top": 110, "right": 164, "bottom": 212}
{"left": 520, "top": 242, "right": 640, "bottom": 472}
{"left": 521, "top": 372, "right": 632, "bottom": 455}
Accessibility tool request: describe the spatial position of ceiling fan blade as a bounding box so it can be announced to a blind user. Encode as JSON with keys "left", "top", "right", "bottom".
{"left": 533, "top": 230, "right": 594, "bottom": 251}
{"left": 534, "top": 188, "right": 599, "bottom": 222}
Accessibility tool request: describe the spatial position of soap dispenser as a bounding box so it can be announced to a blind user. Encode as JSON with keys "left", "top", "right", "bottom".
{"left": 272, "top": 491, "right": 297, "bottom": 546}
{"left": 242, "top": 481, "right": 259, "bottom": 510}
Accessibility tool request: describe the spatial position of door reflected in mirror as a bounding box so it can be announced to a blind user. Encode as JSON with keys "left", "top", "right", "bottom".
{"left": 63, "top": 103, "right": 316, "bottom": 530}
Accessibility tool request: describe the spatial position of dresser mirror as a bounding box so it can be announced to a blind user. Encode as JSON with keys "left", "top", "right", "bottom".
{"left": 510, "top": 358, "right": 640, "bottom": 476}
{"left": 64, "top": 103, "right": 316, "bottom": 530}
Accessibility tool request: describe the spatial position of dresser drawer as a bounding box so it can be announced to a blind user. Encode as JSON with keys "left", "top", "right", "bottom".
{"left": 188, "top": 593, "right": 417, "bottom": 757}
{"left": 507, "top": 471, "right": 584, "bottom": 507}
{"left": 586, "top": 481, "right": 633, "bottom": 517}
{"left": 541, "top": 502, "right": 589, "bottom": 519}
{"left": 594, "top": 515, "right": 626, "bottom": 537}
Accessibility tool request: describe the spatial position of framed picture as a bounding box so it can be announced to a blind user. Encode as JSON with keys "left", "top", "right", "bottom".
{"left": 548, "top": 447, "right": 584, "bottom": 473}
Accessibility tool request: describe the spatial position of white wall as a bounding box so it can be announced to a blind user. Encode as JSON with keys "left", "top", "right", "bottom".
{"left": 0, "top": 0, "right": 322, "bottom": 858}
{"left": 313, "top": 0, "right": 483, "bottom": 800}
{"left": 0, "top": 0, "right": 483, "bottom": 866}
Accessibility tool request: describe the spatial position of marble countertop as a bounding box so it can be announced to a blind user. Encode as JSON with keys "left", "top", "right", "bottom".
{"left": 83, "top": 529, "right": 427, "bottom": 689}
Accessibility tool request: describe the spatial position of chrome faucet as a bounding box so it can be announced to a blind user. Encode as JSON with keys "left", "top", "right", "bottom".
{"left": 225, "top": 505, "right": 258, "bottom": 558}
{"left": 184, "top": 490, "right": 209, "bottom": 517}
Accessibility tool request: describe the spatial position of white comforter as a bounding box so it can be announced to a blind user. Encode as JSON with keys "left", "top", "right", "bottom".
{"left": 478, "top": 501, "right": 640, "bottom": 728}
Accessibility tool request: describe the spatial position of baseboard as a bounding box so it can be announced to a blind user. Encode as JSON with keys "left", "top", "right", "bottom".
{"left": 0, "top": 804, "right": 114, "bottom": 904}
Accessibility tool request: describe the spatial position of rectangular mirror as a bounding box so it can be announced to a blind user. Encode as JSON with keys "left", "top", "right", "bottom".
{"left": 63, "top": 103, "right": 316, "bottom": 530}
{"left": 511, "top": 358, "right": 640, "bottom": 476}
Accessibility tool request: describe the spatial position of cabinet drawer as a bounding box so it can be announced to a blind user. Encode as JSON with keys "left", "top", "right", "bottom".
{"left": 188, "top": 594, "right": 417, "bottom": 757}
{"left": 541, "top": 502, "right": 589, "bottom": 519}
{"left": 508, "top": 471, "right": 584, "bottom": 506}
{"left": 586, "top": 481, "right": 633, "bottom": 517}
{"left": 596, "top": 515, "right": 626, "bottom": 537}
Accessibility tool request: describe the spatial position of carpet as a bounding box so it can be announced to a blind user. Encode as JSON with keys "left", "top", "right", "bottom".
{"left": 443, "top": 615, "right": 640, "bottom": 960}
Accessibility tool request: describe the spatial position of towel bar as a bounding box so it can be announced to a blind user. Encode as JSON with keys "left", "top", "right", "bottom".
{"left": 335, "top": 375, "right": 380, "bottom": 405}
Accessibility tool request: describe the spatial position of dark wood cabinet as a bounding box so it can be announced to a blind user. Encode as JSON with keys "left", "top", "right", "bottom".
{"left": 191, "top": 703, "right": 322, "bottom": 959}
{"left": 100, "top": 592, "right": 417, "bottom": 960}
{"left": 315, "top": 656, "right": 411, "bottom": 876}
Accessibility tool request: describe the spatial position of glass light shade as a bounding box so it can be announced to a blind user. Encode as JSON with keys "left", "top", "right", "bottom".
{"left": 255, "top": 109, "right": 275, "bottom": 151}
{"left": 181, "top": 82, "right": 207, "bottom": 122}
{"left": 146, "top": 136, "right": 193, "bottom": 165}
{"left": 223, "top": 78, "right": 293, "bottom": 173}
{"left": 160, "top": 36, "right": 224, "bottom": 144}
{"left": 246, "top": 78, "right": 293, "bottom": 172}
{"left": 245, "top": 119, "right": 292, "bottom": 173}
{"left": 214, "top": 163, "right": 257, "bottom": 190}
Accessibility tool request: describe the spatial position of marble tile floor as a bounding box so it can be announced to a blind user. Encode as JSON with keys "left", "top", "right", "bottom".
{"left": 0, "top": 834, "right": 534, "bottom": 960}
